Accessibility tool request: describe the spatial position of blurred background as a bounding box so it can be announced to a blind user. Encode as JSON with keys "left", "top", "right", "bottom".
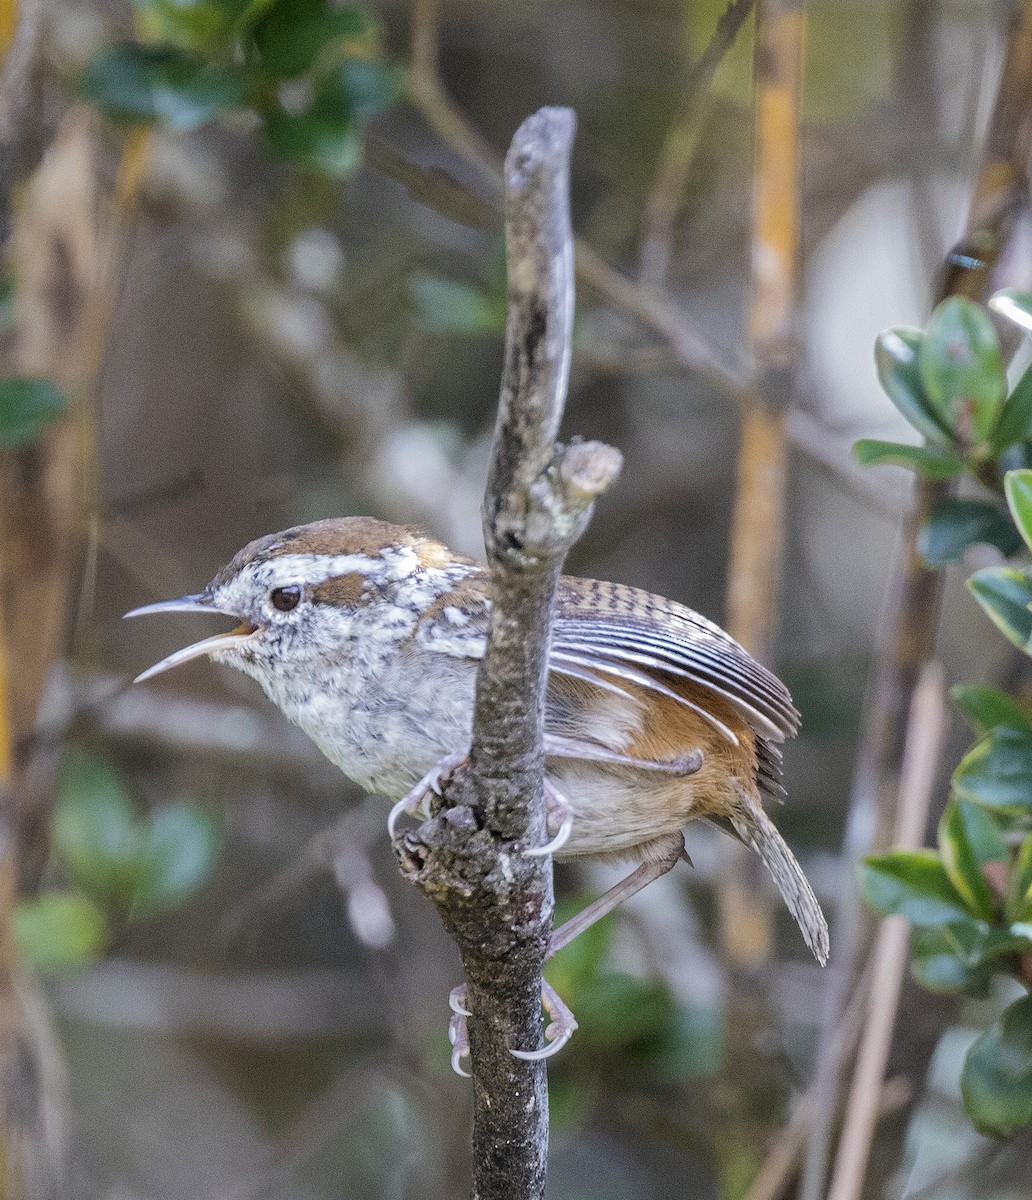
{"left": 3, "top": 0, "right": 1032, "bottom": 1197}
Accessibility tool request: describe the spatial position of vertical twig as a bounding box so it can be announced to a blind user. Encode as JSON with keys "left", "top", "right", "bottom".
{"left": 718, "top": 0, "right": 805, "bottom": 969}
{"left": 397, "top": 108, "right": 621, "bottom": 1200}
{"left": 800, "top": 6, "right": 1032, "bottom": 1197}
{"left": 826, "top": 664, "right": 946, "bottom": 1200}
{"left": 638, "top": 0, "right": 756, "bottom": 289}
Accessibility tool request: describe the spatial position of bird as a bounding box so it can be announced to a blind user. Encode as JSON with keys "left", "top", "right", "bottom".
{"left": 126, "top": 516, "right": 829, "bottom": 1069}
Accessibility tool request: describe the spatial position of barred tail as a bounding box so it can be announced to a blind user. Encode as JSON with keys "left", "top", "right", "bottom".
{"left": 731, "top": 802, "right": 829, "bottom": 966}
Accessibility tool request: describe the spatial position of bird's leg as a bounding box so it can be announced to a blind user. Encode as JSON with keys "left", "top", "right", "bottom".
{"left": 544, "top": 735, "right": 703, "bottom": 778}
{"left": 511, "top": 980, "right": 578, "bottom": 1061}
{"left": 548, "top": 833, "right": 686, "bottom": 957}
{"left": 386, "top": 751, "right": 468, "bottom": 839}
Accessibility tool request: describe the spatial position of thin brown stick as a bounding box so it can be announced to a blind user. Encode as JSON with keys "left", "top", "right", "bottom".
{"left": 800, "top": 7, "right": 1032, "bottom": 1196}
{"left": 406, "top": 0, "right": 748, "bottom": 397}
{"left": 826, "top": 664, "right": 946, "bottom": 1200}
{"left": 638, "top": 0, "right": 756, "bottom": 288}
{"left": 396, "top": 108, "right": 621, "bottom": 1200}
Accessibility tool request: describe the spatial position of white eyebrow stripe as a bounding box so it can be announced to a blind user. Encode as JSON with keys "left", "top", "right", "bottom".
{"left": 252, "top": 547, "right": 420, "bottom": 590}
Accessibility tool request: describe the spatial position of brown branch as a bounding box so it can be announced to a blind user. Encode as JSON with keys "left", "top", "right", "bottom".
{"left": 396, "top": 108, "right": 620, "bottom": 1200}
{"left": 826, "top": 663, "right": 946, "bottom": 1200}
{"left": 800, "top": 6, "right": 1032, "bottom": 1196}
{"left": 638, "top": 0, "right": 756, "bottom": 287}
{"left": 406, "top": 0, "right": 749, "bottom": 397}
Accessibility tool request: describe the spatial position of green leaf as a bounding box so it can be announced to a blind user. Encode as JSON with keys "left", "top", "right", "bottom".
{"left": 130, "top": 0, "right": 262, "bottom": 52}
{"left": 952, "top": 684, "right": 1032, "bottom": 736}
{"left": 911, "top": 924, "right": 993, "bottom": 994}
{"left": 54, "top": 749, "right": 139, "bottom": 899}
{"left": 954, "top": 728, "right": 1032, "bottom": 816}
{"left": 990, "top": 289, "right": 1032, "bottom": 336}
{"left": 251, "top": 0, "right": 374, "bottom": 79}
{"left": 80, "top": 43, "right": 246, "bottom": 130}
{"left": 1011, "top": 838, "right": 1032, "bottom": 921}
{"left": 919, "top": 297, "right": 1007, "bottom": 446}
{"left": 130, "top": 803, "right": 219, "bottom": 917}
{"left": 410, "top": 275, "right": 503, "bottom": 336}
{"left": 861, "top": 850, "right": 973, "bottom": 925}
{"left": 852, "top": 438, "right": 965, "bottom": 480}
{"left": 330, "top": 58, "right": 402, "bottom": 122}
{"left": 938, "top": 798, "right": 998, "bottom": 921}
{"left": 1006, "top": 470, "right": 1032, "bottom": 553}
{"left": 874, "top": 328, "right": 954, "bottom": 445}
{"left": 995, "top": 362, "right": 1032, "bottom": 450}
{"left": 14, "top": 892, "right": 108, "bottom": 972}
{"left": 0, "top": 377, "right": 67, "bottom": 448}
{"left": 961, "top": 995, "right": 1032, "bottom": 1137}
{"left": 919, "top": 498, "right": 1022, "bottom": 566}
{"left": 968, "top": 567, "right": 1032, "bottom": 650}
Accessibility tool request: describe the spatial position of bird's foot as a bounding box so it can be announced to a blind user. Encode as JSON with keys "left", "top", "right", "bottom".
{"left": 387, "top": 751, "right": 468, "bottom": 839}
{"left": 525, "top": 780, "right": 573, "bottom": 858}
{"left": 447, "top": 979, "right": 578, "bottom": 1077}
{"left": 511, "top": 980, "right": 579, "bottom": 1061}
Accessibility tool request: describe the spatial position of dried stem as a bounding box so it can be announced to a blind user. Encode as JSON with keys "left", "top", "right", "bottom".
{"left": 826, "top": 664, "right": 946, "bottom": 1200}
{"left": 406, "top": 0, "right": 748, "bottom": 397}
{"left": 800, "top": 6, "right": 1032, "bottom": 1196}
{"left": 396, "top": 108, "right": 620, "bottom": 1200}
{"left": 639, "top": 0, "right": 756, "bottom": 288}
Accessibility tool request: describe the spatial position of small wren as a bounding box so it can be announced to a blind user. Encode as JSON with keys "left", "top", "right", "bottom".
{"left": 127, "top": 517, "right": 829, "bottom": 1066}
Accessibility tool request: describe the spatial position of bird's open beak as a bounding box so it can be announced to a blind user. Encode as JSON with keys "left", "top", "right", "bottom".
{"left": 124, "top": 593, "right": 258, "bottom": 683}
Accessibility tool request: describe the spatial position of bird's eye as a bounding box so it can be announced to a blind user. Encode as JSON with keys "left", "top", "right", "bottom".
{"left": 270, "top": 585, "right": 301, "bottom": 613}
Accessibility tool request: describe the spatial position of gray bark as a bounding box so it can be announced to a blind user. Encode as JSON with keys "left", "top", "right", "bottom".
{"left": 395, "top": 107, "right": 621, "bottom": 1200}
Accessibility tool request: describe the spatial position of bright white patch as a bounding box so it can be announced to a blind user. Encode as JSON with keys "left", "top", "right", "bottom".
{"left": 442, "top": 606, "right": 468, "bottom": 626}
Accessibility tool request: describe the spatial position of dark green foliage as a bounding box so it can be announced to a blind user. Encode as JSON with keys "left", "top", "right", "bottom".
{"left": 857, "top": 293, "right": 1032, "bottom": 1138}
{"left": 919, "top": 499, "right": 1022, "bottom": 566}
{"left": 80, "top": 0, "right": 399, "bottom": 175}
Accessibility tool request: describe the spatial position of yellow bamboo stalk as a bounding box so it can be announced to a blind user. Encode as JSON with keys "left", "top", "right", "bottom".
{"left": 719, "top": 0, "right": 805, "bottom": 970}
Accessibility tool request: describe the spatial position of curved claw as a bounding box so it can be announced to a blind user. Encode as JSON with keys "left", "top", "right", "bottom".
{"left": 386, "top": 795, "right": 410, "bottom": 840}
{"left": 525, "top": 815, "right": 573, "bottom": 858}
{"left": 510, "top": 1020, "right": 577, "bottom": 1062}
{"left": 449, "top": 985, "right": 471, "bottom": 1017}
{"left": 448, "top": 1010, "right": 471, "bottom": 1078}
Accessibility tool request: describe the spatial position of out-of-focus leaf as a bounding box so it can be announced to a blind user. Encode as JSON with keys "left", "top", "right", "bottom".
{"left": 1011, "top": 839, "right": 1032, "bottom": 921}
{"left": 650, "top": 1002, "right": 723, "bottom": 1081}
{"left": 911, "top": 924, "right": 992, "bottom": 994}
{"left": 968, "top": 567, "right": 1032, "bottom": 649}
{"left": 954, "top": 729, "right": 1032, "bottom": 816}
{"left": 131, "top": 803, "right": 219, "bottom": 917}
{"left": 919, "top": 498, "right": 1021, "bottom": 566}
{"left": 1006, "top": 470, "right": 1032, "bottom": 553}
{"left": 14, "top": 892, "right": 108, "bottom": 972}
{"left": 952, "top": 685, "right": 1032, "bottom": 737}
{"left": 546, "top": 900, "right": 614, "bottom": 1000}
{"left": 852, "top": 438, "right": 965, "bottom": 479}
{"left": 875, "top": 328, "right": 954, "bottom": 445}
{"left": 919, "top": 297, "right": 1006, "bottom": 446}
{"left": 990, "top": 289, "right": 1032, "bottom": 336}
{"left": 938, "top": 798, "right": 997, "bottom": 920}
{"left": 332, "top": 58, "right": 402, "bottom": 120}
{"left": 961, "top": 995, "right": 1032, "bottom": 1137}
{"left": 54, "top": 749, "right": 139, "bottom": 898}
{"left": 995, "top": 363, "right": 1032, "bottom": 451}
{"left": 130, "top": 0, "right": 270, "bottom": 52}
{"left": 80, "top": 43, "right": 245, "bottom": 130}
{"left": 862, "top": 850, "right": 973, "bottom": 925}
{"left": 252, "top": 0, "right": 374, "bottom": 79}
{"left": 410, "top": 275, "right": 503, "bottom": 336}
{"left": 0, "top": 377, "right": 67, "bottom": 448}
{"left": 569, "top": 972, "right": 675, "bottom": 1050}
